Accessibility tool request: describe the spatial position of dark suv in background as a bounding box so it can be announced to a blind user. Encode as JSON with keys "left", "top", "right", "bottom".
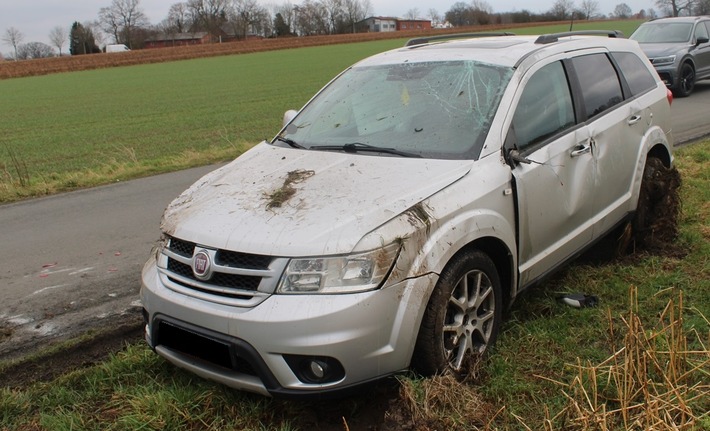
{"left": 631, "top": 16, "right": 710, "bottom": 97}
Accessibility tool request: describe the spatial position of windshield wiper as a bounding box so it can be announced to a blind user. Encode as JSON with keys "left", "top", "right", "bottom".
{"left": 273, "top": 136, "right": 305, "bottom": 149}
{"left": 309, "top": 142, "right": 422, "bottom": 158}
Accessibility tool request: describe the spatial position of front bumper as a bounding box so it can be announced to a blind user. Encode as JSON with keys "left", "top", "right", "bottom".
{"left": 652, "top": 64, "right": 678, "bottom": 88}
{"left": 140, "top": 257, "right": 437, "bottom": 397}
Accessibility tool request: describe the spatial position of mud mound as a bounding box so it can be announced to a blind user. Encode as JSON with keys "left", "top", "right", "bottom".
{"left": 623, "top": 157, "right": 683, "bottom": 256}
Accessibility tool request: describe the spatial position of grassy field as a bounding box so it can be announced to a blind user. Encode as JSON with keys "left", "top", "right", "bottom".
{"left": 0, "top": 20, "right": 644, "bottom": 203}
{"left": 0, "top": 38, "right": 406, "bottom": 202}
{"left": 1, "top": 140, "right": 707, "bottom": 430}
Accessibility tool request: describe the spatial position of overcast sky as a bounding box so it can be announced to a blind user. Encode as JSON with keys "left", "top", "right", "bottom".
{"left": 1, "top": 0, "right": 657, "bottom": 54}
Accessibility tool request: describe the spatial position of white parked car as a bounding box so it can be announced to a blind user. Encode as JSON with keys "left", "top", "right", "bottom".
{"left": 140, "top": 31, "right": 674, "bottom": 397}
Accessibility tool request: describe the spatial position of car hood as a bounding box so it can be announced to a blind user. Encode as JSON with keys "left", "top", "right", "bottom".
{"left": 638, "top": 42, "right": 688, "bottom": 58}
{"left": 161, "top": 142, "right": 472, "bottom": 256}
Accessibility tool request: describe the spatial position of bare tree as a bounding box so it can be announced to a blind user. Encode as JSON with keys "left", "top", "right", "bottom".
{"left": 694, "top": 0, "right": 710, "bottom": 14}
{"left": 550, "top": 0, "right": 575, "bottom": 20}
{"left": 49, "top": 26, "right": 69, "bottom": 55}
{"left": 320, "top": 0, "right": 342, "bottom": 34}
{"left": 86, "top": 21, "right": 107, "bottom": 48}
{"left": 17, "top": 42, "right": 55, "bottom": 59}
{"left": 472, "top": 0, "right": 493, "bottom": 13}
{"left": 428, "top": 8, "right": 441, "bottom": 26}
{"left": 166, "top": 2, "right": 190, "bottom": 33}
{"left": 294, "top": 0, "right": 328, "bottom": 36}
{"left": 342, "top": 0, "right": 371, "bottom": 33}
{"left": 187, "top": 0, "right": 229, "bottom": 39}
{"left": 404, "top": 8, "right": 420, "bottom": 19}
{"left": 613, "top": 3, "right": 633, "bottom": 18}
{"left": 98, "top": 0, "right": 149, "bottom": 47}
{"left": 2, "top": 27, "right": 24, "bottom": 60}
{"left": 230, "top": 0, "right": 269, "bottom": 38}
{"left": 654, "top": 0, "right": 694, "bottom": 16}
{"left": 579, "top": 0, "right": 599, "bottom": 19}
{"left": 273, "top": 1, "right": 296, "bottom": 33}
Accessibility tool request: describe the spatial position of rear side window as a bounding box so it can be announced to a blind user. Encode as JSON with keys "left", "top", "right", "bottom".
{"left": 570, "top": 54, "right": 623, "bottom": 120}
{"left": 611, "top": 52, "right": 657, "bottom": 96}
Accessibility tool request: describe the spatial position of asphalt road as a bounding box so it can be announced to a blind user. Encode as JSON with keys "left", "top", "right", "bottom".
{"left": 1, "top": 83, "right": 709, "bottom": 360}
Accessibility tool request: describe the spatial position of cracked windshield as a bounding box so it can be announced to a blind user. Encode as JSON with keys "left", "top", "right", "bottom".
{"left": 281, "top": 60, "right": 513, "bottom": 160}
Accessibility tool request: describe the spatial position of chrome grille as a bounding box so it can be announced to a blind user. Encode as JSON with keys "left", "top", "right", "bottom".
{"left": 168, "top": 237, "right": 195, "bottom": 257}
{"left": 159, "top": 236, "right": 288, "bottom": 307}
{"left": 166, "top": 258, "right": 261, "bottom": 290}
{"left": 215, "top": 250, "right": 272, "bottom": 270}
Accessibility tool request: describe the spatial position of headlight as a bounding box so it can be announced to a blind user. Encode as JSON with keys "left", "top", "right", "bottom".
{"left": 277, "top": 243, "right": 400, "bottom": 294}
{"left": 652, "top": 55, "right": 676, "bottom": 66}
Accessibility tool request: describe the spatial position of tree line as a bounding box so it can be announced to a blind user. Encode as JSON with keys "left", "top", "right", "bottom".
{"left": 3, "top": 0, "right": 710, "bottom": 60}
{"left": 440, "top": 0, "right": 710, "bottom": 27}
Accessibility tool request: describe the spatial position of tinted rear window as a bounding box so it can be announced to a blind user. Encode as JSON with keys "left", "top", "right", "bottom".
{"left": 612, "top": 52, "right": 657, "bottom": 96}
{"left": 570, "top": 54, "right": 623, "bottom": 120}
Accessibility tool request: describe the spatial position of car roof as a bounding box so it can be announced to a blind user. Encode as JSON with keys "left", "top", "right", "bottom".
{"left": 644, "top": 16, "right": 709, "bottom": 24}
{"left": 354, "top": 32, "right": 638, "bottom": 69}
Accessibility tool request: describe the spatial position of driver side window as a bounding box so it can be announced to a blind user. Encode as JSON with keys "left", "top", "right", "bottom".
{"left": 695, "top": 21, "right": 709, "bottom": 41}
{"left": 512, "top": 61, "right": 575, "bottom": 151}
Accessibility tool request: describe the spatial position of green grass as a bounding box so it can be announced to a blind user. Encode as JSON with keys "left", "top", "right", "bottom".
{"left": 1, "top": 141, "right": 707, "bottom": 430}
{"left": 0, "top": 39, "right": 406, "bottom": 201}
{"left": 0, "top": 21, "right": 646, "bottom": 203}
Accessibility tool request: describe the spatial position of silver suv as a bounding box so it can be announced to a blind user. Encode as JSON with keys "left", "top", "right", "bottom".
{"left": 141, "top": 31, "right": 674, "bottom": 397}
{"left": 630, "top": 16, "right": 710, "bottom": 97}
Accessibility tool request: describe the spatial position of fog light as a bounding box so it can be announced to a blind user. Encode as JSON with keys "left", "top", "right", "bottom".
{"left": 283, "top": 355, "right": 346, "bottom": 384}
{"left": 310, "top": 360, "right": 327, "bottom": 379}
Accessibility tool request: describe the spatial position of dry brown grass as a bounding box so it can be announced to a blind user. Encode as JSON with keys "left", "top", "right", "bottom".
{"left": 388, "top": 286, "right": 708, "bottom": 431}
{"left": 539, "top": 286, "right": 709, "bottom": 430}
{"left": 386, "top": 373, "right": 501, "bottom": 430}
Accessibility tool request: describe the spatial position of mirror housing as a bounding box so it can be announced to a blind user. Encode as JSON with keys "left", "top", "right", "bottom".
{"left": 283, "top": 110, "right": 298, "bottom": 127}
{"left": 508, "top": 149, "right": 532, "bottom": 165}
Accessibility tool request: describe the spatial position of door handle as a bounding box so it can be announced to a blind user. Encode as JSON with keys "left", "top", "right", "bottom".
{"left": 570, "top": 144, "right": 591, "bottom": 157}
{"left": 628, "top": 115, "right": 642, "bottom": 125}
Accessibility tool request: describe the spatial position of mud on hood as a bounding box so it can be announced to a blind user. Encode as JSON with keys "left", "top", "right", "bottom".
{"left": 161, "top": 142, "right": 471, "bottom": 256}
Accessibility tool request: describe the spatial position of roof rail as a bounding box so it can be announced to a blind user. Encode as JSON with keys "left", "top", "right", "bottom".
{"left": 405, "top": 32, "right": 515, "bottom": 47}
{"left": 535, "top": 30, "right": 624, "bottom": 44}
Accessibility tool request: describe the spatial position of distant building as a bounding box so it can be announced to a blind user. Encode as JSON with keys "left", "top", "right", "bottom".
{"left": 358, "top": 17, "right": 399, "bottom": 32}
{"left": 396, "top": 20, "right": 433, "bottom": 31}
{"left": 144, "top": 32, "right": 211, "bottom": 49}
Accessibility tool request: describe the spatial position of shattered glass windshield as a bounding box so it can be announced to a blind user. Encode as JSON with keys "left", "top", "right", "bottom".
{"left": 277, "top": 60, "right": 513, "bottom": 160}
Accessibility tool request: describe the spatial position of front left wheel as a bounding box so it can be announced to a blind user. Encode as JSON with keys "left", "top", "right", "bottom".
{"left": 412, "top": 249, "right": 503, "bottom": 378}
{"left": 674, "top": 62, "right": 695, "bottom": 97}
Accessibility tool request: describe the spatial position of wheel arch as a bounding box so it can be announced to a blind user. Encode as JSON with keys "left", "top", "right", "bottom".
{"left": 647, "top": 143, "right": 672, "bottom": 168}
{"left": 447, "top": 236, "right": 515, "bottom": 309}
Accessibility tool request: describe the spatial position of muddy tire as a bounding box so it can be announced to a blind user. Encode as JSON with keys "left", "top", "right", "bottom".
{"left": 626, "top": 156, "right": 682, "bottom": 253}
{"left": 412, "top": 249, "right": 502, "bottom": 378}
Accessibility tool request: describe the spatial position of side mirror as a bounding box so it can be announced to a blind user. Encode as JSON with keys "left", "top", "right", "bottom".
{"left": 696, "top": 36, "right": 709, "bottom": 46}
{"left": 283, "top": 109, "right": 298, "bottom": 127}
{"left": 508, "top": 149, "right": 532, "bottom": 165}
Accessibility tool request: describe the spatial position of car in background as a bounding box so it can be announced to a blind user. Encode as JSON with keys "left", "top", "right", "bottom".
{"left": 630, "top": 16, "right": 710, "bottom": 97}
{"left": 141, "top": 31, "right": 674, "bottom": 397}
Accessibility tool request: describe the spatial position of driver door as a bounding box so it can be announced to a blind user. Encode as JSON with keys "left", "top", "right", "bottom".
{"left": 508, "top": 60, "right": 596, "bottom": 286}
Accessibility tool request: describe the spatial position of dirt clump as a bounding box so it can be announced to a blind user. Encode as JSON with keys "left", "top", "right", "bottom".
{"left": 620, "top": 157, "right": 684, "bottom": 257}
